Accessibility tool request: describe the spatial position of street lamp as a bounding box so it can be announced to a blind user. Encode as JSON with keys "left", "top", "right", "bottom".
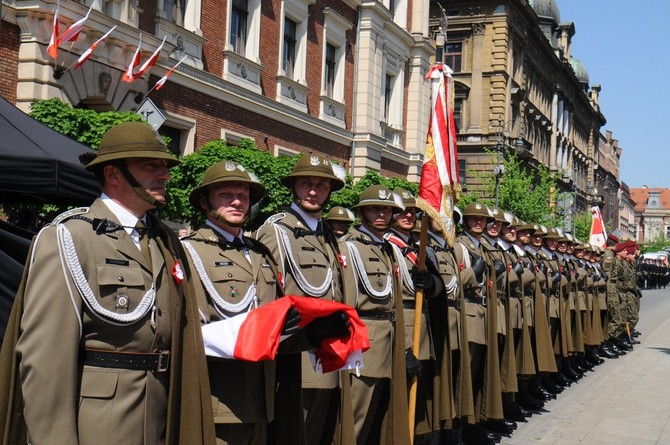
{"left": 492, "top": 115, "right": 527, "bottom": 206}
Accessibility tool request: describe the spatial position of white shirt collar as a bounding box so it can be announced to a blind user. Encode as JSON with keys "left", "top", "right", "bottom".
{"left": 428, "top": 230, "right": 446, "bottom": 248}
{"left": 465, "top": 232, "right": 480, "bottom": 247}
{"left": 205, "top": 220, "right": 242, "bottom": 243}
{"left": 291, "top": 202, "right": 320, "bottom": 231}
{"left": 100, "top": 193, "right": 142, "bottom": 236}
{"left": 359, "top": 225, "right": 385, "bottom": 243}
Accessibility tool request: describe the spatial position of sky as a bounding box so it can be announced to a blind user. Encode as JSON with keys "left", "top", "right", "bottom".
{"left": 557, "top": 0, "right": 670, "bottom": 189}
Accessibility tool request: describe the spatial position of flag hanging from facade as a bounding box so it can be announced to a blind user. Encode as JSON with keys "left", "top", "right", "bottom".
{"left": 122, "top": 34, "right": 142, "bottom": 82}
{"left": 58, "top": 3, "right": 94, "bottom": 44}
{"left": 135, "top": 36, "right": 166, "bottom": 78}
{"left": 47, "top": 6, "right": 60, "bottom": 60}
{"left": 200, "top": 295, "right": 370, "bottom": 373}
{"left": 74, "top": 26, "right": 116, "bottom": 69}
{"left": 416, "top": 63, "right": 461, "bottom": 245}
{"left": 589, "top": 205, "right": 607, "bottom": 248}
{"left": 154, "top": 55, "right": 188, "bottom": 90}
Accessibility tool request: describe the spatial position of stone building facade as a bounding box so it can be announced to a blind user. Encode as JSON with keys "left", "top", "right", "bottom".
{"left": 0, "top": 0, "right": 621, "bottom": 200}
{"left": 0, "top": 0, "right": 433, "bottom": 181}
{"left": 429, "top": 0, "right": 620, "bottom": 229}
{"left": 630, "top": 188, "right": 670, "bottom": 244}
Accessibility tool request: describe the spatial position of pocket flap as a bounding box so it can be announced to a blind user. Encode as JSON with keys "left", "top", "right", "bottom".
{"left": 80, "top": 368, "right": 119, "bottom": 399}
{"left": 97, "top": 265, "right": 144, "bottom": 286}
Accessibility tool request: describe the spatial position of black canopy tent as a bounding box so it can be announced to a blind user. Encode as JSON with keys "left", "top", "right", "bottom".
{"left": 0, "top": 95, "right": 100, "bottom": 341}
{"left": 0, "top": 95, "right": 100, "bottom": 205}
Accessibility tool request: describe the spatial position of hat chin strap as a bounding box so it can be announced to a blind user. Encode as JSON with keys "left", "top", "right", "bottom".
{"left": 117, "top": 162, "right": 165, "bottom": 209}
{"left": 361, "top": 210, "right": 391, "bottom": 232}
{"left": 292, "top": 189, "right": 330, "bottom": 215}
{"left": 206, "top": 196, "right": 247, "bottom": 228}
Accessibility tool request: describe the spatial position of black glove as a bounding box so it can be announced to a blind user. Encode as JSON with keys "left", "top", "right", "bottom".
{"left": 472, "top": 255, "right": 487, "bottom": 282}
{"left": 513, "top": 261, "right": 524, "bottom": 278}
{"left": 405, "top": 348, "right": 423, "bottom": 380}
{"left": 281, "top": 306, "right": 301, "bottom": 336}
{"left": 562, "top": 268, "right": 571, "bottom": 280}
{"left": 305, "top": 310, "right": 351, "bottom": 347}
{"left": 574, "top": 271, "right": 580, "bottom": 280}
{"left": 411, "top": 268, "right": 436, "bottom": 299}
{"left": 493, "top": 259, "right": 506, "bottom": 276}
{"left": 593, "top": 274, "right": 601, "bottom": 282}
{"left": 537, "top": 262, "right": 548, "bottom": 275}
{"left": 551, "top": 271, "right": 561, "bottom": 284}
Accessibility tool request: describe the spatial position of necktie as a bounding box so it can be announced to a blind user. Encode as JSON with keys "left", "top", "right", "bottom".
{"left": 135, "top": 220, "right": 152, "bottom": 267}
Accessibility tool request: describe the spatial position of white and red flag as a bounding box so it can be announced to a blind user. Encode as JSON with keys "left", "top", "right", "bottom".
{"left": 154, "top": 55, "right": 188, "bottom": 90}
{"left": 135, "top": 36, "right": 167, "bottom": 78}
{"left": 74, "top": 26, "right": 116, "bottom": 69}
{"left": 416, "top": 63, "right": 461, "bottom": 245}
{"left": 122, "top": 33, "right": 142, "bottom": 83}
{"left": 59, "top": 3, "right": 94, "bottom": 44}
{"left": 589, "top": 205, "right": 607, "bottom": 248}
{"left": 47, "top": 5, "right": 60, "bottom": 60}
{"left": 200, "top": 295, "right": 370, "bottom": 373}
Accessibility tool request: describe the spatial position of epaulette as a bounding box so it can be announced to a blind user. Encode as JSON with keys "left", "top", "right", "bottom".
{"left": 264, "top": 213, "right": 286, "bottom": 225}
{"left": 49, "top": 207, "right": 91, "bottom": 226}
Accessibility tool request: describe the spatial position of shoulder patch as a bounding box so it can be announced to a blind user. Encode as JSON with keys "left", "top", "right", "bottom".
{"left": 50, "top": 207, "right": 91, "bottom": 226}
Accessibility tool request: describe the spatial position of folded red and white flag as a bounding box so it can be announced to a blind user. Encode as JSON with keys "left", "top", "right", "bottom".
{"left": 201, "top": 295, "right": 370, "bottom": 373}
{"left": 74, "top": 26, "right": 116, "bottom": 69}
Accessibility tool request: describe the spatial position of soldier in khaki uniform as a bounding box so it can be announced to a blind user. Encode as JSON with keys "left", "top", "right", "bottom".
{"left": 424, "top": 211, "right": 475, "bottom": 434}
{"left": 325, "top": 206, "right": 355, "bottom": 239}
{"left": 255, "top": 155, "right": 347, "bottom": 445}
{"left": 0, "top": 122, "right": 215, "bottom": 444}
{"left": 453, "top": 203, "right": 504, "bottom": 445}
{"left": 386, "top": 189, "right": 444, "bottom": 443}
{"left": 521, "top": 224, "right": 560, "bottom": 396}
{"left": 183, "top": 161, "right": 349, "bottom": 444}
{"left": 339, "top": 184, "right": 411, "bottom": 445}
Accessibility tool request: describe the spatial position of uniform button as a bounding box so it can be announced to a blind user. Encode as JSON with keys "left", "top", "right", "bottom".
{"left": 312, "top": 259, "right": 316, "bottom": 263}
{"left": 228, "top": 273, "right": 233, "bottom": 277}
{"left": 118, "top": 276, "right": 124, "bottom": 282}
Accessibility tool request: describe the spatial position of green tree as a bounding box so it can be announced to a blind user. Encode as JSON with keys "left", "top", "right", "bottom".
{"left": 29, "top": 98, "right": 143, "bottom": 148}
{"left": 573, "top": 210, "right": 592, "bottom": 241}
{"left": 478, "top": 151, "right": 563, "bottom": 225}
{"left": 641, "top": 234, "right": 670, "bottom": 253}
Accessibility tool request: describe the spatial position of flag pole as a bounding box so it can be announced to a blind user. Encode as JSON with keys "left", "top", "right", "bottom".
{"left": 408, "top": 213, "right": 429, "bottom": 444}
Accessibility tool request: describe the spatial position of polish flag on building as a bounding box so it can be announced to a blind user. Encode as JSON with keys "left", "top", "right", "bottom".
{"left": 201, "top": 295, "right": 370, "bottom": 373}
{"left": 58, "top": 3, "right": 94, "bottom": 44}
{"left": 135, "top": 36, "right": 166, "bottom": 78}
{"left": 154, "top": 55, "right": 187, "bottom": 90}
{"left": 122, "top": 34, "right": 142, "bottom": 83}
{"left": 74, "top": 26, "right": 116, "bottom": 69}
{"left": 589, "top": 205, "right": 607, "bottom": 248}
{"left": 47, "top": 6, "right": 60, "bottom": 60}
{"left": 416, "top": 63, "right": 462, "bottom": 245}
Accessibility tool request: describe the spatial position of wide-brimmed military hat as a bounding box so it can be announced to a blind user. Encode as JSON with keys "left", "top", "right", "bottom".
{"left": 543, "top": 227, "right": 561, "bottom": 239}
{"left": 83, "top": 122, "right": 180, "bottom": 171}
{"left": 189, "top": 160, "right": 266, "bottom": 208}
{"left": 462, "top": 202, "right": 493, "bottom": 220}
{"left": 351, "top": 185, "right": 404, "bottom": 212}
{"left": 281, "top": 154, "right": 345, "bottom": 191}
{"left": 325, "top": 206, "right": 354, "bottom": 223}
{"left": 516, "top": 221, "right": 536, "bottom": 233}
{"left": 394, "top": 188, "right": 418, "bottom": 210}
{"left": 488, "top": 207, "right": 509, "bottom": 225}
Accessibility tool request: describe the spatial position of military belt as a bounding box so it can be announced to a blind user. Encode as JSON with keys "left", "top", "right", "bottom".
{"left": 357, "top": 310, "right": 395, "bottom": 322}
{"left": 446, "top": 298, "right": 460, "bottom": 309}
{"left": 464, "top": 295, "right": 487, "bottom": 306}
{"left": 83, "top": 348, "right": 170, "bottom": 372}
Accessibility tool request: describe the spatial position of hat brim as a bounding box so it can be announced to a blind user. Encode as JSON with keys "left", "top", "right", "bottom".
{"left": 84, "top": 150, "right": 180, "bottom": 171}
